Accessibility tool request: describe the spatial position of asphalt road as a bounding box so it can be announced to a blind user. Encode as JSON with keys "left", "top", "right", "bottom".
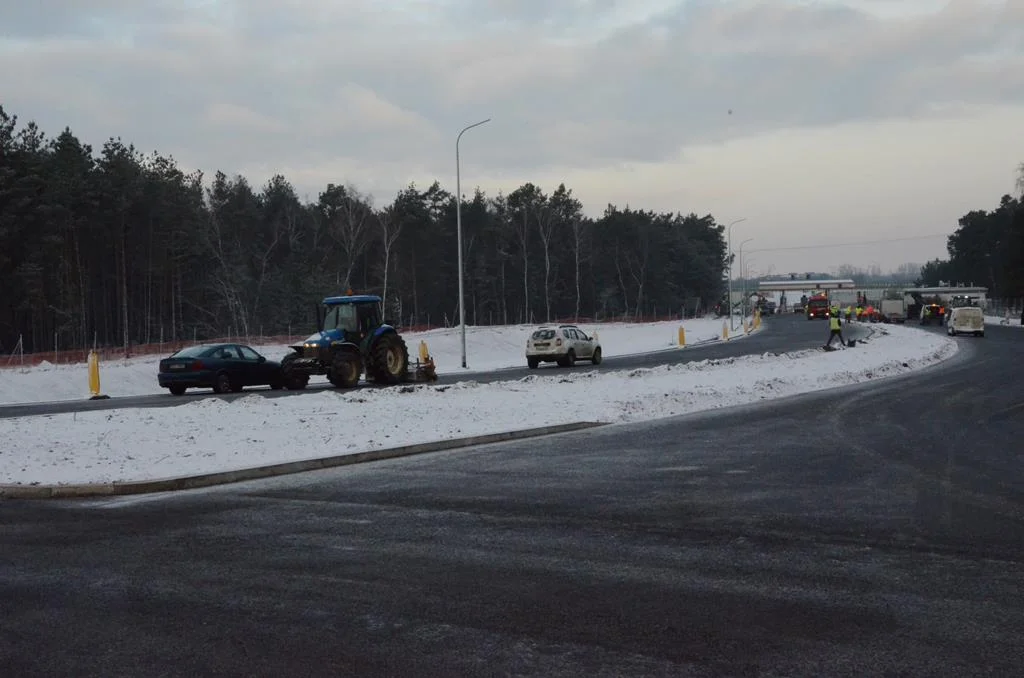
{"left": 0, "top": 314, "right": 854, "bottom": 419}
{"left": 2, "top": 318, "right": 1021, "bottom": 676}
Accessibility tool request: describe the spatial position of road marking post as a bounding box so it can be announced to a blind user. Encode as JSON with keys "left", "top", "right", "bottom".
{"left": 722, "top": 322, "right": 729, "bottom": 340}
{"left": 87, "top": 350, "right": 109, "bottom": 400}
{"left": 678, "top": 327, "right": 686, "bottom": 346}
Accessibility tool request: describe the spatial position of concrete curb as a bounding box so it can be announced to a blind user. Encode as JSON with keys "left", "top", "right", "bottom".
{"left": 0, "top": 421, "right": 608, "bottom": 500}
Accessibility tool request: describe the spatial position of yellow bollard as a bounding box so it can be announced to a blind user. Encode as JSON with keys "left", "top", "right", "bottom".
{"left": 722, "top": 322, "right": 729, "bottom": 340}
{"left": 87, "top": 350, "right": 108, "bottom": 400}
{"left": 678, "top": 326, "right": 686, "bottom": 346}
{"left": 418, "top": 340, "right": 430, "bottom": 362}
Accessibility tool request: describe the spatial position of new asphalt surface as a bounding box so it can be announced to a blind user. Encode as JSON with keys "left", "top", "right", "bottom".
{"left": 0, "top": 315, "right": 829, "bottom": 419}
{"left": 1, "top": 315, "right": 1021, "bottom": 676}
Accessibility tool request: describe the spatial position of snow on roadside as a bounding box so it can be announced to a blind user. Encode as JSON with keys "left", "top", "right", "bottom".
{"left": 0, "top": 318, "right": 745, "bottom": 405}
{"left": 985, "top": 315, "right": 1023, "bottom": 328}
{"left": 0, "top": 324, "right": 955, "bottom": 487}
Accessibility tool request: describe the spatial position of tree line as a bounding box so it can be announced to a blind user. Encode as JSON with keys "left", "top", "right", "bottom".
{"left": 0, "top": 106, "right": 729, "bottom": 354}
{"left": 919, "top": 164, "right": 1024, "bottom": 300}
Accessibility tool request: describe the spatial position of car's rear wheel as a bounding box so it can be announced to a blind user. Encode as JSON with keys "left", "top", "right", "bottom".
{"left": 591, "top": 347, "right": 602, "bottom": 365}
{"left": 168, "top": 385, "right": 186, "bottom": 396}
{"left": 527, "top": 357, "right": 539, "bottom": 369}
{"left": 213, "top": 372, "right": 233, "bottom": 394}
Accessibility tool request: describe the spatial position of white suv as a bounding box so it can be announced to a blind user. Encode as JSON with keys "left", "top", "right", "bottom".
{"left": 526, "top": 324, "right": 602, "bottom": 369}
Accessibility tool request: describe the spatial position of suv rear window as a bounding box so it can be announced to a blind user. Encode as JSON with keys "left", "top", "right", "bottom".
{"left": 532, "top": 329, "right": 556, "bottom": 340}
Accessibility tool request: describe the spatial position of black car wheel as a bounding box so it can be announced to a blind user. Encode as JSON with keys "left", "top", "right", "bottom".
{"left": 168, "top": 385, "right": 187, "bottom": 396}
{"left": 213, "top": 372, "right": 233, "bottom": 394}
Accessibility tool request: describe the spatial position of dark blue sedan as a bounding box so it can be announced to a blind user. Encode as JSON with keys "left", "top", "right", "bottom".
{"left": 158, "top": 343, "right": 286, "bottom": 396}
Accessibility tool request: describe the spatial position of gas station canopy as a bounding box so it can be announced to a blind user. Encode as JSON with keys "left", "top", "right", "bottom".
{"left": 757, "top": 279, "right": 857, "bottom": 292}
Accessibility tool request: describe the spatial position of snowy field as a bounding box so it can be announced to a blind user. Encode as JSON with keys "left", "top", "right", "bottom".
{"left": 0, "top": 318, "right": 744, "bottom": 405}
{"left": 986, "top": 315, "right": 1023, "bottom": 327}
{"left": 0, "top": 323, "right": 956, "bottom": 487}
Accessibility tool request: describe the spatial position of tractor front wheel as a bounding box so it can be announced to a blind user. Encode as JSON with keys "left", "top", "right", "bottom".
{"left": 281, "top": 352, "right": 309, "bottom": 390}
{"left": 329, "top": 352, "right": 362, "bottom": 388}
{"left": 368, "top": 333, "right": 409, "bottom": 384}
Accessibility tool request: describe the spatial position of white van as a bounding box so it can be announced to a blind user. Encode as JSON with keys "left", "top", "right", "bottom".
{"left": 946, "top": 306, "right": 984, "bottom": 337}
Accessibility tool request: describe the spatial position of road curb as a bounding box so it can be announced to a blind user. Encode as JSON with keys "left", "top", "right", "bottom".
{"left": 0, "top": 421, "right": 608, "bottom": 500}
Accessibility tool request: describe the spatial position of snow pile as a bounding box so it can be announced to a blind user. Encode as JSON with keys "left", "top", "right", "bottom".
{"left": 0, "top": 324, "right": 955, "bottom": 487}
{"left": 0, "top": 318, "right": 745, "bottom": 404}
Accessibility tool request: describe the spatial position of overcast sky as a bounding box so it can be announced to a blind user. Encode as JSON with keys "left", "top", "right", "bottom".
{"left": 2, "top": 0, "right": 1022, "bottom": 276}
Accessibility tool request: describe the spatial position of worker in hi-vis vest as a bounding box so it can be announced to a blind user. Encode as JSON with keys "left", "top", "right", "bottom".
{"left": 825, "top": 312, "right": 846, "bottom": 348}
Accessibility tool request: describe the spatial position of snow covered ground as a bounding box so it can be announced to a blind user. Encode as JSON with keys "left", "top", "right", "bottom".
{"left": 0, "top": 318, "right": 746, "bottom": 405}
{"left": 0, "top": 323, "right": 956, "bottom": 487}
{"left": 985, "top": 315, "right": 1023, "bottom": 327}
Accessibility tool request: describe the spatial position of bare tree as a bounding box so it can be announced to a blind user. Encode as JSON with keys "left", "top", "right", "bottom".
{"left": 549, "top": 184, "right": 584, "bottom": 321}
{"left": 626, "top": 220, "right": 652, "bottom": 319}
{"left": 491, "top": 193, "right": 513, "bottom": 325}
{"left": 509, "top": 201, "right": 531, "bottom": 323}
{"left": 321, "top": 184, "right": 372, "bottom": 290}
{"left": 534, "top": 199, "right": 555, "bottom": 323}
{"left": 201, "top": 210, "right": 248, "bottom": 337}
{"left": 1016, "top": 161, "right": 1024, "bottom": 197}
{"left": 377, "top": 205, "right": 403, "bottom": 313}
{"left": 248, "top": 218, "right": 283, "bottom": 337}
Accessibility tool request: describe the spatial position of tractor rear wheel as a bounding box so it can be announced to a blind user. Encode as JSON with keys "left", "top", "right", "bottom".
{"left": 368, "top": 333, "right": 409, "bottom": 383}
{"left": 329, "top": 352, "right": 362, "bottom": 388}
{"left": 281, "top": 352, "right": 309, "bottom": 390}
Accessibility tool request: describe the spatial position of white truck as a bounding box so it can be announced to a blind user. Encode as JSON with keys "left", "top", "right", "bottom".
{"left": 880, "top": 299, "right": 906, "bottom": 323}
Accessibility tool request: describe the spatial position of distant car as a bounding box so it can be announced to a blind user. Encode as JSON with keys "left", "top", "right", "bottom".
{"left": 946, "top": 307, "right": 984, "bottom": 337}
{"left": 919, "top": 303, "right": 945, "bottom": 325}
{"left": 525, "top": 324, "right": 602, "bottom": 369}
{"left": 158, "top": 343, "right": 286, "bottom": 395}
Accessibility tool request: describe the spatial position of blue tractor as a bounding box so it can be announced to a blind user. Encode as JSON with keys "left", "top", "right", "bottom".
{"left": 281, "top": 294, "right": 419, "bottom": 390}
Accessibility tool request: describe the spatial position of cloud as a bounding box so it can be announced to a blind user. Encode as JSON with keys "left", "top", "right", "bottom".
{"left": 1, "top": 0, "right": 1022, "bottom": 271}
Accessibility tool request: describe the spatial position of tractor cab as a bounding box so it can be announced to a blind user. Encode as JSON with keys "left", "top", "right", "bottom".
{"left": 318, "top": 295, "right": 382, "bottom": 348}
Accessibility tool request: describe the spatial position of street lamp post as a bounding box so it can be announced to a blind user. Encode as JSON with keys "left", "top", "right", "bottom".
{"left": 738, "top": 238, "right": 754, "bottom": 318}
{"left": 455, "top": 117, "right": 491, "bottom": 369}
{"left": 726, "top": 218, "right": 747, "bottom": 331}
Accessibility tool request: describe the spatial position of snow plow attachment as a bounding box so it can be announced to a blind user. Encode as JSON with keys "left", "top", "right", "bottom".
{"left": 405, "top": 341, "right": 438, "bottom": 382}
